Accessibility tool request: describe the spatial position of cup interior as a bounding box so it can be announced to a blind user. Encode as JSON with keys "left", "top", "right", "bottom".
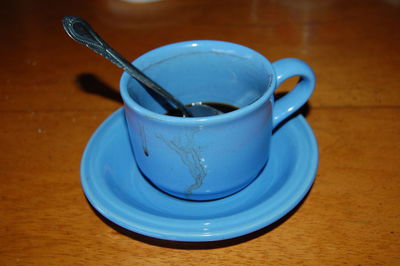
{"left": 121, "top": 41, "right": 274, "bottom": 115}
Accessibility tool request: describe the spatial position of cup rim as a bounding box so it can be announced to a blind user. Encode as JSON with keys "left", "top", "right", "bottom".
{"left": 120, "top": 40, "right": 276, "bottom": 125}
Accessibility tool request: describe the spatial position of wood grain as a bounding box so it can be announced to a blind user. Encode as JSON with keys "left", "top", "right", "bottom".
{"left": 1, "top": 0, "right": 399, "bottom": 265}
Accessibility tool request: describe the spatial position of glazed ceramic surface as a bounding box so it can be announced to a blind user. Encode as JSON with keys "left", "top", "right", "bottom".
{"left": 81, "top": 108, "right": 318, "bottom": 242}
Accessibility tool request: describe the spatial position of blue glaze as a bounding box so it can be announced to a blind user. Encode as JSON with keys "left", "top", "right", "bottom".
{"left": 81, "top": 108, "right": 318, "bottom": 242}
{"left": 272, "top": 58, "right": 316, "bottom": 127}
{"left": 120, "top": 40, "right": 315, "bottom": 200}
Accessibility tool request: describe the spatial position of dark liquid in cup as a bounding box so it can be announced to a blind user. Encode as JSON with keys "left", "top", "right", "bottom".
{"left": 165, "top": 102, "right": 239, "bottom": 117}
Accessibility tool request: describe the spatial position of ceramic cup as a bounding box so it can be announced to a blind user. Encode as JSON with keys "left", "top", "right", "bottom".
{"left": 120, "top": 40, "right": 315, "bottom": 201}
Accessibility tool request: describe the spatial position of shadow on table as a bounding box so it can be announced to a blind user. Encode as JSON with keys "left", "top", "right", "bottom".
{"left": 87, "top": 188, "right": 313, "bottom": 249}
{"left": 76, "top": 73, "right": 123, "bottom": 104}
{"left": 75, "top": 72, "right": 181, "bottom": 112}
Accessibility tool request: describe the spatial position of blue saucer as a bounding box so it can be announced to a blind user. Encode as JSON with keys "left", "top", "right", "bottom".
{"left": 81, "top": 108, "right": 318, "bottom": 242}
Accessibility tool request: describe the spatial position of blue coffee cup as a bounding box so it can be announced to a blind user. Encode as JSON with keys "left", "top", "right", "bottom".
{"left": 120, "top": 40, "right": 315, "bottom": 201}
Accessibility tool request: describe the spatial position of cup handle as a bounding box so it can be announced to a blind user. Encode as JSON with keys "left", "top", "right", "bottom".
{"left": 271, "top": 58, "right": 316, "bottom": 129}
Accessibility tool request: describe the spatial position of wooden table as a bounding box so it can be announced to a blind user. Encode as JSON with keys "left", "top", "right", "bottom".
{"left": 1, "top": 0, "right": 399, "bottom": 264}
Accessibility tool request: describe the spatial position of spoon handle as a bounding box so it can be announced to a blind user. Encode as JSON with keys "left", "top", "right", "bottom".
{"left": 62, "top": 16, "right": 192, "bottom": 117}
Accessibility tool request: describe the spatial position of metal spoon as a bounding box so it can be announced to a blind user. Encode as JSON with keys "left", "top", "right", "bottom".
{"left": 62, "top": 16, "right": 222, "bottom": 117}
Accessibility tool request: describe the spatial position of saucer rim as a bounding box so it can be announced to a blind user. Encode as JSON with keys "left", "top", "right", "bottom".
{"left": 81, "top": 108, "right": 318, "bottom": 242}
